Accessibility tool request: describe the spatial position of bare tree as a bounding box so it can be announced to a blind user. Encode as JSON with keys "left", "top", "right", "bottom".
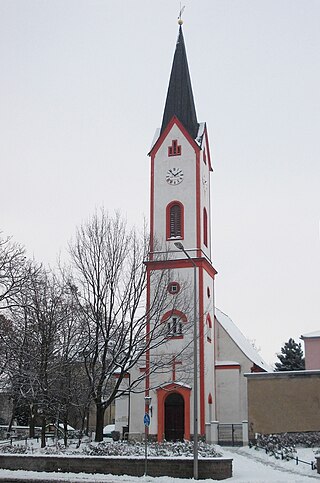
{"left": 4, "top": 267, "right": 78, "bottom": 446}
{"left": 0, "top": 235, "right": 31, "bottom": 310}
{"left": 68, "top": 210, "right": 192, "bottom": 441}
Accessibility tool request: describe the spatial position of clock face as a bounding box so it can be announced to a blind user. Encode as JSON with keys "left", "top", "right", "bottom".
{"left": 166, "top": 167, "right": 184, "bottom": 185}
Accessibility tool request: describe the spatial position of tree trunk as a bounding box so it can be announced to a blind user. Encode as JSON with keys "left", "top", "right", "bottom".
{"left": 29, "top": 404, "right": 35, "bottom": 438}
{"left": 7, "top": 399, "right": 16, "bottom": 434}
{"left": 85, "top": 406, "right": 90, "bottom": 435}
{"left": 41, "top": 415, "right": 46, "bottom": 448}
{"left": 95, "top": 403, "right": 105, "bottom": 442}
{"left": 63, "top": 419, "right": 68, "bottom": 447}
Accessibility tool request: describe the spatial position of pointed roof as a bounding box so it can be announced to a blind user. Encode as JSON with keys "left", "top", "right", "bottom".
{"left": 215, "top": 308, "right": 273, "bottom": 373}
{"left": 160, "top": 26, "right": 199, "bottom": 140}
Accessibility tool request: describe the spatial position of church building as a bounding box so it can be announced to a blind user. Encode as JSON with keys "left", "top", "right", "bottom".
{"left": 115, "top": 22, "right": 271, "bottom": 442}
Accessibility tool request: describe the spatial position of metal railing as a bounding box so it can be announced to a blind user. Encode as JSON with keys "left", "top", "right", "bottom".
{"left": 251, "top": 442, "right": 317, "bottom": 471}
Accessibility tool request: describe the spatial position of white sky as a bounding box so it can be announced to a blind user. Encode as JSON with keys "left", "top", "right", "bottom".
{"left": 1, "top": 1, "right": 320, "bottom": 366}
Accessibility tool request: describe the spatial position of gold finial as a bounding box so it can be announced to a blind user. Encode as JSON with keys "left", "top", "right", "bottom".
{"left": 178, "top": 4, "right": 185, "bottom": 25}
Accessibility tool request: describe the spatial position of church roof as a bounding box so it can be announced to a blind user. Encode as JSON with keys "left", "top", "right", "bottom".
{"left": 160, "top": 26, "right": 199, "bottom": 140}
{"left": 215, "top": 308, "right": 273, "bottom": 372}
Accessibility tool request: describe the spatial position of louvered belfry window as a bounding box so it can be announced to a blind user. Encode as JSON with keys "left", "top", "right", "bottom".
{"left": 170, "top": 204, "right": 181, "bottom": 237}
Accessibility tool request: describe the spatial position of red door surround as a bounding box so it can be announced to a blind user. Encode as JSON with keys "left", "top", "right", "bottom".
{"left": 157, "top": 383, "right": 191, "bottom": 442}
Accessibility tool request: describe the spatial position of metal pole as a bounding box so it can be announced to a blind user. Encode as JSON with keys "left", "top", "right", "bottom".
{"left": 174, "top": 242, "right": 198, "bottom": 480}
{"left": 193, "top": 260, "right": 198, "bottom": 480}
{"left": 144, "top": 424, "right": 148, "bottom": 475}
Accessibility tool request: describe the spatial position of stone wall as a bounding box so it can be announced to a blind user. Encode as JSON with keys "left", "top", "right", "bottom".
{"left": 245, "top": 371, "right": 320, "bottom": 439}
{"left": 0, "top": 454, "right": 232, "bottom": 480}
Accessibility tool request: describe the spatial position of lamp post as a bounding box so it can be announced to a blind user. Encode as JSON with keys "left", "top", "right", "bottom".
{"left": 144, "top": 395, "right": 152, "bottom": 476}
{"left": 174, "top": 242, "right": 198, "bottom": 480}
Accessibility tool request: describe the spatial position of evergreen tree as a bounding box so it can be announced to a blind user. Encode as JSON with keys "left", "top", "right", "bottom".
{"left": 275, "top": 338, "right": 305, "bottom": 371}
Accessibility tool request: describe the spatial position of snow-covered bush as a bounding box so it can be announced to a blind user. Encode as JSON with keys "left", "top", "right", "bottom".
{"left": 0, "top": 444, "right": 29, "bottom": 454}
{"left": 0, "top": 440, "right": 222, "bottom": 458}
{"left": 83, "top": 440, "right": 222, "bottom": 458}
{"left": 253, "top": 432, "right": 320, "bottom": 463}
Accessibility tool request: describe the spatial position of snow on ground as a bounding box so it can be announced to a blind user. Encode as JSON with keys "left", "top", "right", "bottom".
{"left": 0, "top": 445, "right": 319, "bottom": 482}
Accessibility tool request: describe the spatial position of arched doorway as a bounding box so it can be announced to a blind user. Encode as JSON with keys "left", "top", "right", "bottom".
{"left": 164, "top": 392, "right": 184, "bottom": 441}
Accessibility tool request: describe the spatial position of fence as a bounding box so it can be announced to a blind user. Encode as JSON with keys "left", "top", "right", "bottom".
{"left": 218, "top": 424, "right": 243, "bottom": 446}
{"left": 252, "top": 442, "right": 317, "bottom": 471}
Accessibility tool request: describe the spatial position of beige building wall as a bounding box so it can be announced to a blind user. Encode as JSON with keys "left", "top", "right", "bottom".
{"left": 245, "top": 371, "right": 320, "bottom": 439}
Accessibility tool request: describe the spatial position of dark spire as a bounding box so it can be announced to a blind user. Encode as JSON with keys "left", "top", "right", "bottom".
{"left": 160, "top": 26, "right": 199, "bottom": 140}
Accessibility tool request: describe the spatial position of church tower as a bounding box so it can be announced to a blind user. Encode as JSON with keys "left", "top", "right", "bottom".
{"left": 145, "top": 23, "right": 217, "bottom": 441}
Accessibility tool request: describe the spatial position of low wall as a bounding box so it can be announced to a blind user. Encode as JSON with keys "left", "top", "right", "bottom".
{"left": 0, "top": 454, "right": 232, "bottom": 480}
{"left": 245, "top": 371, "right": 320, "bottom": 439}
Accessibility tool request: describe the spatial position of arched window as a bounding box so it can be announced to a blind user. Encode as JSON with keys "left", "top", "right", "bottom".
{"left": 203, "top": 207, "right": 208, "bottom": 247}
{"left": 206, "top": 314, "right": 212, "bottom": 343}
{"left": 162, "top": 310, "right": 187, "bottom": 339}
{"left": 166, "top": 201, "right": 184, "bottom": 240}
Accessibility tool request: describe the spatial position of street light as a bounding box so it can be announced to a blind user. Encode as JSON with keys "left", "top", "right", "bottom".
{"left": 144, "top": 395, "right": 152, "bottom": 476}
{"left": 174, "top": 242, "right": 198, "bottom": 480}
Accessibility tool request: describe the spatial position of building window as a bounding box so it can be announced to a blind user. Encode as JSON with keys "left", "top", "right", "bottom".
{"left": 168, "top": 139, "right": 182, "bottom": 156}
{"left": 162, "top": 310, "right": 187, "bottom": 339}
{"left": 168, "top": 282, "right": 181, "bottom": 295}
{"left": 203, "top": 148, "right": 207, "bottom": 164}
{"left": 166, "top": 201, "right": 184, "bottom": 240}
{"left": 207, "top": 286, "right": 211, "bottom": 298}
{"left": 203, "top": 207, "right": 208, "bottom": 247}
{"left": 167, "top": 316, "right": 183, "bottom": 336}
{"left": 206, "top": 314, "right": 212, "bottom": 343}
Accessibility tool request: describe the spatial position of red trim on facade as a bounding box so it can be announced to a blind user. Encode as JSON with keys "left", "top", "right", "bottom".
{"left": 145, "top": 257, "right": 217, "bottom": 279}
{"left": 166, "top": 200, "right": 184, "bottom": 240}
{"left": 114, "top": 373, "right": 130, "bottom": 379}
{"left": 215, "top": 364, "right": 241, "bottom": 370}
{"left": 199, "top": 267, "right": 205, "bottom": 436}
{"left": 196, "top": 150, "right": 201, "bottom": 258}
{"left": 161, "top": 309, "right": 188, "bottom": 323}
{"left": 204, "top": 127, "right": 213, "bottom": 172}
{"left": 168, "top": 139, "right": 182, "bottom": 156}
{"left": 167, "top": 281, "right": 181, "bottom": 294}
{"left": 150, "top": 154, "right": 155, "bottom": 257}
{"left": 250, "top": 363, "right": 265, "bottom": 373}
{"left": 157, "top": 383, "right": 191, "bottom": 442}
{"left": 148, "top": 116, "right": 200, "bottom": 158}
{"left": 172, "top": 357, "right": 182, "bottom": 381}
{"left": 203, "top": 207, "right": 208, "bottom": 247}
{"left": 213, "top": 315, "right": 217, "bottom": 421}
{"left": 206, "top": 314, "right": 212, "bottom": 343}
{"left": 145, "top": 269, "right": 151, "bottom": 399}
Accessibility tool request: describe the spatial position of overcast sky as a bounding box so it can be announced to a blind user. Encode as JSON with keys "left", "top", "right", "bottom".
{"left": 1, "top": 1, "right": 320, "bottom": 366}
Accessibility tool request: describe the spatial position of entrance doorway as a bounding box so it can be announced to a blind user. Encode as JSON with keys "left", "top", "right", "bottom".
{"left": 164, "top": 392, "right": 184, "bottom": 441}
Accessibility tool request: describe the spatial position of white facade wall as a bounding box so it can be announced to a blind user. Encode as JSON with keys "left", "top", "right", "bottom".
{"left": 199, "top": 136, "right": 212, "bottom": 260}
{"left": 153, "top": 124, "right": 198, "bottom": 253}
{"left": 202, "top": 268, "right": 215, "bottom": 423}
{"left": 215, "top": 367, "right": 241, "bottom": 423}
{"left": 215, "top": 323, "right": 253, "bottom": 423}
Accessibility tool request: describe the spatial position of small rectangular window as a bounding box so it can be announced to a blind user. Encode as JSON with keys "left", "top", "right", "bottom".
{"left": 168, "top": 140, "right": 182, "bottom": 156}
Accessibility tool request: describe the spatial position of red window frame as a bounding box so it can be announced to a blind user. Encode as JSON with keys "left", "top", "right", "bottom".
{"left": 167, "top": 282, "right": 181, "bottom": 295}
{"left": 206, "top": 314, "right": 212, "bottom": 343}
{"left": 168, "top": 139, "right": 182, "bottom": 156}
{"left": 203, "top": 207, "right": 208, "bottom": 247}
{"left": 166, "top": 201, "right": 184, "bottom": 240}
